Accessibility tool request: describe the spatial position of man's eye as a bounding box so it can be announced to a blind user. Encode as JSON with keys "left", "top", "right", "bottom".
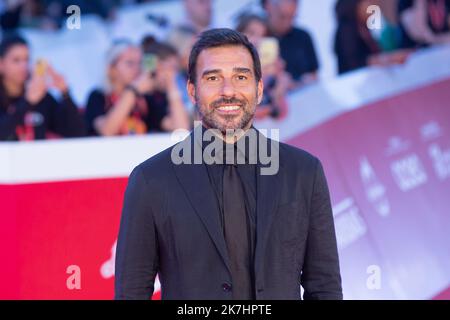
{"left": 207, "top": 76, "right": 218, "bottom": 81}
{"left": 237, "top": 75, "right": 248, "bottom": 80}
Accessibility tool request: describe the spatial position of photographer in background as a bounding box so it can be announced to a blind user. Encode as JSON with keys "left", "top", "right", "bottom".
{"left": 85, "top": 38, "right": 189, "bottom": 136}
{"left": 141, "top": 38, "right": 190, "bottom": 132}
{"left": 167, "top": 26, "right": 198, "bottom": 117}
{"left": 261, "top": 0, "right": 320, "bottom": 89}
{"left": 0, "top": 33, "right": 85, "bottom": 141}
{"left": 236, "top": 13, "right": 289, "bottom": 120}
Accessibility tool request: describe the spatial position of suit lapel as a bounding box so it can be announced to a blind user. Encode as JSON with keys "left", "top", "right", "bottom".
{"left": 172, "top": 131, "right": 231, "bottom": 275}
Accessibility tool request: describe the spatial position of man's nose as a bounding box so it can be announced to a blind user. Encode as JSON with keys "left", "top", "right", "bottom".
{"left": 220, "top": 78, "right": 236, "bottom": 96}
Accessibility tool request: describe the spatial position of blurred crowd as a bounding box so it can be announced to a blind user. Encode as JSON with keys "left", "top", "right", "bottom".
{"left": 0, "top": 0, "right": 162, "bottom": 30}
{"left": 0, "top": 0, "right": 449, "bottom": 141}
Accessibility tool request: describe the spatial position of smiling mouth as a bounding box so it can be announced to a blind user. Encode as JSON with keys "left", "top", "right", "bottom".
{"left": 215, "top": 105, "right": 241, "bottom": 112}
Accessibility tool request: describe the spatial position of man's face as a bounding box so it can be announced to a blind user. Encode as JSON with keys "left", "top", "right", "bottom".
{"left": 266, "top": 0, "right": 298, "bottom": 35}
{"left": 187, "top": 45, "right": 263, "bottom": 134}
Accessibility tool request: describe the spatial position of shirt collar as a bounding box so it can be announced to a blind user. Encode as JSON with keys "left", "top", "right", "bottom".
{"left": 199, "top": 125, "right": 259, "bottom": 165}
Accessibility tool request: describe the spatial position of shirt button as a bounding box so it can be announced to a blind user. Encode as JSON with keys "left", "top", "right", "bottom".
{"left": 222, "top": 283, "right": 232, "bottom": 292}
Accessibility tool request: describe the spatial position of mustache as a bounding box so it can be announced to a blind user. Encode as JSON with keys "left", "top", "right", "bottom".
{"left": 210, "top": 97, "right": 246, "bottom": 109}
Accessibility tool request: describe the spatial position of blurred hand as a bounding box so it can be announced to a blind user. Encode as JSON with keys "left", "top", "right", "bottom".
{"left": 163, "top": 68, "right": 178, "bottom": 91}
{"left": 132, "top": 72, "right": 154, "bottom": 95}
{"left": 157, "top": 61, "right": 178, "bottom": 90}
{"left": 262, "top": 58, "right": 285, "bottom": 79}
{"left": 276, "top": 71, "right": 292, "bottom": 93}
{"left": 262, "top": 62, "right": 277, "bottom": 78}
{"left": 25, "top": 72, "right": 47, "bottom": 105}
{"left": 47, "top": 65, "right": 69, "bottom": 93}
{"left": 371, "top": 50, "right": 412, "bottom": 67}
{"left": 389, "top": 50, "right": 412, "bottom": 65}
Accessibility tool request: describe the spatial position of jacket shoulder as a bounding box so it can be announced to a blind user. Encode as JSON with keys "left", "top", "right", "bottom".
{"left": 132, "top": 144, "right": 176, "bottom": 182}
{"left": 278, "top": 141, "right": 320, "bottom": 169}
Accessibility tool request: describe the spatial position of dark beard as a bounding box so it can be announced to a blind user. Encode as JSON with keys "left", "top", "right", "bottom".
{"left": 196, "top": 96, "right": 256, "bottom": 134}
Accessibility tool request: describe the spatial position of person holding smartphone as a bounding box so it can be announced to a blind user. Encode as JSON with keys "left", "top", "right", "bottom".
{"left": 0, "top": 33, "right": 85, "bottom": 141}
{"left": 85, "top": 39, "right": 190, "bottom": 136}
{"left": 141, "top": 39, "right": 191, "bottom": 133}
{"left": 262, "top": 0, "right": 320, "bottom": 88}
{"left": 236, "top": 14, "right": 290, "bottom": 120}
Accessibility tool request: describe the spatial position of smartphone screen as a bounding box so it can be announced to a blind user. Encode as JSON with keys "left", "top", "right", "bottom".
{"left": 258, "top": 37, "right": 279, "bottom": 68}
{"left": 35, "top": 58, "right": 48, "bottom": 77}
{"left": 142, "top": 54, "right": 158, "bottom": 74}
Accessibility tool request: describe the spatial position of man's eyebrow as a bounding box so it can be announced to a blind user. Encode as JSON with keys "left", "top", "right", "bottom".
{"left": 201, "top": 69, "right": 221, "bottom": 77}
{"left": 233, "top": 67, "right": 252, "bottom": 74}
{"left": 201, "top": 67, "right": 253, "bottom": 77}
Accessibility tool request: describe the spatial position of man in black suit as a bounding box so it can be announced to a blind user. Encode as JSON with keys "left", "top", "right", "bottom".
{"left": 115, "top": 28, "right": 342, "bottom": 300}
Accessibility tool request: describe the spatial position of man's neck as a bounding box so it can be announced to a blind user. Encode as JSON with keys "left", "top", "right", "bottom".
{"left": 203, "top": 123, "right": 254, "bottom": 145}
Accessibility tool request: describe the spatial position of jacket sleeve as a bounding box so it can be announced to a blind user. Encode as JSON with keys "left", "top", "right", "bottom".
{"left": 301, "top": 159, "right": 343, "bottom": 300}
{"left": 115, "top": 165, "right": 159, "bottom": 300}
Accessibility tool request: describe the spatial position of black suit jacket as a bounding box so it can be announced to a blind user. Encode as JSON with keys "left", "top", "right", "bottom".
{"left": 115, "top": 129, "right": 342, "bottom": 300}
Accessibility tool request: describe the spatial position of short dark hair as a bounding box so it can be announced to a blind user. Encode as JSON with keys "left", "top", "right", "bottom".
{"left": 0, "top": 33, "right": 28, "bottom": 58}
{"left": 188, "top": 28, "right": 262, "bottom": 84}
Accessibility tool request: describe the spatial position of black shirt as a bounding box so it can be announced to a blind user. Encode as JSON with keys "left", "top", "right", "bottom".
{"left": 273, "top": 27, "right": 320, "bottom": 81}
{"left": 200, "top": 126, "right": 258, "bottom": 299}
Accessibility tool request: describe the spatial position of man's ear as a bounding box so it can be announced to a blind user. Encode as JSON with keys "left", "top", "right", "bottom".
{"left": 257, "top": 79, "right": 264, "bottom": 105}
{"left": 187, "top": 80, "right": 196, "bottom": 105}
